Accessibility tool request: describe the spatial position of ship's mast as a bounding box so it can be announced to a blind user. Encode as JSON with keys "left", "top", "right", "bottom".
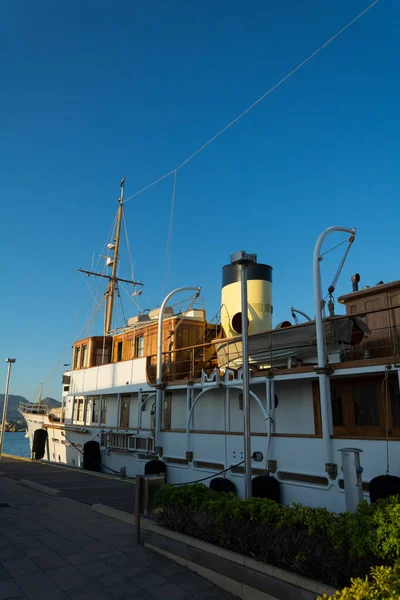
{"left": 78, "top": 177, "right": 144, "bottom": 336}
{"left": 104, "top": 178, "right": 125, "bottom": 335}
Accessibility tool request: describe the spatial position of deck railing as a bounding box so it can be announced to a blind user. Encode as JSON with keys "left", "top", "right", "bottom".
{"left": 101, "top": 431, "right": 153, "bottom": 453}
{"left": 19, "top": 402, "right": 49, "bottom": 415}
{"left": 146, "top": 304, "right": 400, "bottom": 384}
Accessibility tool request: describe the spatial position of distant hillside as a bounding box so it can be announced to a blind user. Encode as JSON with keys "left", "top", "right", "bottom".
{"left": 0, "top": 395, "right": 61, "bottom": 422}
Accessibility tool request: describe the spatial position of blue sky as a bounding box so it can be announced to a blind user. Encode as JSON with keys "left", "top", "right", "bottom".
{"left": 1, "top": 0, "right": 399, "bottom": 401}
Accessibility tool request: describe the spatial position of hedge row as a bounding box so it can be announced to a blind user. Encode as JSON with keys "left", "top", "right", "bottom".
{"left": 318, "top": 563, "right": 400, "bottom": 599}
{"left": 156, "top": 483, "right": 400, "bottom": 588}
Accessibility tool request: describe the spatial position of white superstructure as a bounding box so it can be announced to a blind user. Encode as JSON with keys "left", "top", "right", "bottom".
{"left": 21, "top": 238, "right": 400, "bottom": 512}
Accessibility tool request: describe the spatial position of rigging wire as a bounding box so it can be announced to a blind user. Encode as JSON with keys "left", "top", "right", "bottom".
{"left": 30, "top": 272, "right": 110, "bottom": 402}
{"left": 329, "top": 238, "right": 354, "bottom": 292}
{"left": 94, "top": 212, "right": 118, "bottom": 274}
{"left": 322, "top": 235, "right": 355, "bottom": 301}
{"left": 32, "top": 206, "right": 129, "bottom": 400}
{"left": 122, "top": 211, "right": 135, "bottom": 282}
{"left": 88, "top": 297, "right": 106, "bottom": 337}
{"left": 163, "top": 170, "right": 177, "bottom": 297}
{"left": 116, "top": 284, "right": 128, "bottom": 327}
{"left": 320, "top": 238, "right": 349, "bottom": 258}
{"left": 80, "top": 272, "right": 100, "bottom": 303}
{"left": 119, "top": 282, "right": 142, "bottom": 313}
{"left": 31, "top": 2, "right": 379, "bottom": 401}
{"left": 63, "top": 434, "right": 121, "bottom": 476}
{"left": 171, "top": 459, "right": 245, "bottom": 486}
{"left": 123, "top": 0, "right": 379, "bottom": 206}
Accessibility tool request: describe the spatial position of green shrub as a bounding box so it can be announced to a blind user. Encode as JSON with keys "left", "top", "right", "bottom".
{"left": 318, "top": 563, "right": 400, "bottom": 599}
{"left": 344, "top": 496, "right": 400, "bottom": 561}
{"left": 156, "top": 484, "right": 400, "bottom": 588}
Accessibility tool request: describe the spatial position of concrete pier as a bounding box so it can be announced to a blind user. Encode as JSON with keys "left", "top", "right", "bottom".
{"left": 0, "top": 458, "right": 235, "bottom": 600}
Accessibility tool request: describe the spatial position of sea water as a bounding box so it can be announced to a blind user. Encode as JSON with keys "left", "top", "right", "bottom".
{"left": 3, "top": 431, "right": 30, "bottom": 458}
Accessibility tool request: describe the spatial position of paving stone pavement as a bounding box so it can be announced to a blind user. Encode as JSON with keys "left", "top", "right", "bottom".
{"left": 0, "top": 476, "right": 237, "bottom": 600}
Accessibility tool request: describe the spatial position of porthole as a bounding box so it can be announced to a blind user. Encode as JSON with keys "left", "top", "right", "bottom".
{"left": 232, "top": 312, "right": 249, "bottom": 334}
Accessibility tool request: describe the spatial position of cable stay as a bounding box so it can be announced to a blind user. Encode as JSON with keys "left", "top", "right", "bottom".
{"left": 318, "top": 234, "right": 355, "bottom": 317}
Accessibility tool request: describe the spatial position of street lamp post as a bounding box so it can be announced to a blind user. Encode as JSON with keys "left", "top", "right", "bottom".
{"left": 0, "top": 358, "right": 16, "bottom": 459}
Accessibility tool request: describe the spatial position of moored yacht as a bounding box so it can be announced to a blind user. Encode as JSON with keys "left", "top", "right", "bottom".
{"left": 20, "top": 180, "right": 400, "bottom": 512}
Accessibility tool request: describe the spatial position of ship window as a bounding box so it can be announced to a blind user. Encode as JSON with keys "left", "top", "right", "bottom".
{"left": 391, "top": 383, "right": 400, "bottom": 427}
{"left": 353, "top": 386, "right": 380, "bottom": 427}
{"left": 117, "top": 341, "right": 123, "bottom": 362}
{"left": 73, "top": 398, "right": 79, "bottom": 421}
{"left": 92, "top": 397, "right": 100, "bottom": 424}
{"left": 81, "top": 345, "right": 88, "bottom": 367}
{"left": 136, "top": 336, "right": 144, "bottom": 358}
{"left": 101, "top": 397, "right": 107, "bottom": 424}
{"left": 74, "top": 347, "right": 81, "bottom": 369}
{"left": 77, "top": 399, "right": 85, "bottom": 422}
{"left": 330, "top": 377, "right": 397, "bottom": 438}
{"left": 331, "top": 387, "right": 344, "bottom": 427}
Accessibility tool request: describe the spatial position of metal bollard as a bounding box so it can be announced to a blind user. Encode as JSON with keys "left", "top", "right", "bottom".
{"left": 338, "top": 448, "right": 364, "bottom": 512}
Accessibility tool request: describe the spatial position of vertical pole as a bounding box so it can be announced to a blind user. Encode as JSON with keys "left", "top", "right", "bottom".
{"left": 0, "top": 359, "right": 16, "bottom": 459}
{"left": 137, "top": 390, "right": 142, "bottom": 432}
{"left": 117, "top": 393, "right": 121, "bottom": 429}
{"left": 135, "top": 474, "right": 142, "bottom": 544}
{"left": 46, "top": 433, "right": 50, "bottom": 462}
{"left": 186, "top": 388, "right": 192, "bottom": 430}
{"left": 105, "top": 179, "right": 125, "bottom": 335}
{"left": 266, "top": 378, "right": 272, "bottom": 434}
{"left": 241, "top": 263, "right": 252, "bottom": 499}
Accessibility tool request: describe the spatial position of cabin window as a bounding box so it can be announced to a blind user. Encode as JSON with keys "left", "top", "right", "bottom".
{"left": 331, "top": 377, "right": 400, "bottom": 438}
{"left": 73, "top": 398, "right": 79, "bottom": 421}
{"left": 92, "top": 397, "right": 100, "bottom": 424}
{"left": 331, "top": 387, "right": 344, "bottom": 427}
{"left": 74, "top": 347, "right": 81, "bottom": 369}
{"left": 81, "top": 345, "right": 88, "bottom": 367}
{"left": 136, "top": 336, "right": 144, "bottom": 358}
{"left": 117, "top": 341, "right": 123, "bottom": 362}
{"left": 120, "top": 396, "right": 130, "bottom": 428}
{"left": 353, "top": 386, "right": 380, "bottom": 427}
{"left": 77, "top": 398, "right": 85, "bottom": 422}
{"left": 101, "top": 397, "right": 107, "bottom": 424}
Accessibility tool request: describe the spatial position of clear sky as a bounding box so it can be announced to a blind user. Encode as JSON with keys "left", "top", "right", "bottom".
{"left": 1, "top": 0, "right": 399, "bottom": 402}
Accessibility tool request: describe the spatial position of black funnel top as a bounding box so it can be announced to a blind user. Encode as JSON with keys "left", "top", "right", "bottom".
{"left": 222, "top": 263, "right": 273, "bottom": 287}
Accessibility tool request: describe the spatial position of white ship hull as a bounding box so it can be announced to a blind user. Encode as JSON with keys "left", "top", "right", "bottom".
{"left": 21, "top": 355, "right": 400, "bottom": 513}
